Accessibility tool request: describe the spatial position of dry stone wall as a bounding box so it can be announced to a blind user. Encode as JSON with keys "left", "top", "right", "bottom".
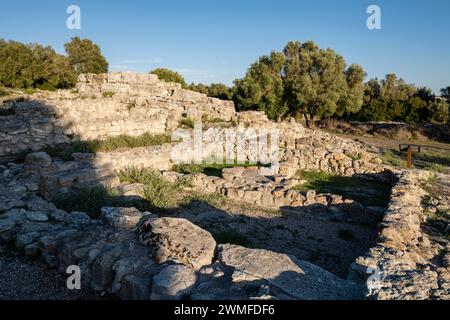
{"left": 0, "top": 72, "right": 236, "bottom": 160}
{"left": 349, "top": 170, "right": 450, "bottom": 300}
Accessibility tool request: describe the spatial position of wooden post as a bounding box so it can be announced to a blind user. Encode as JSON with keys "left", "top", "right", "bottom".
{"left": 407, "top": 144, "right": 412, "bottom": 169}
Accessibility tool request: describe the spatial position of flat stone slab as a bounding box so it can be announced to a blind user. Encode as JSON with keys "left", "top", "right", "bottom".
{"left": 100, "top": 207, "right": 145, "bottom": 230}
{"left": 138, "top": 216, "right": 216, "bottom": 270}
{"left": 218, "top": 244, "right": 361, "bottom": 300}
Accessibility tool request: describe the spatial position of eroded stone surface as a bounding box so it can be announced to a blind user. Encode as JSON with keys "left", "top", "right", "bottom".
{"left": 138, "top": 216, "right": 216, "bottom": 270}
{"left": 100, "top": 207, "right": 145, "bottom": 230}
{"left": 219, "top": 244, "right": 361, "bottom": 300}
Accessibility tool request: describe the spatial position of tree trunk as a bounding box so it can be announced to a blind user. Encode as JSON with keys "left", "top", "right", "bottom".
{"left": 303, "top": 113, "right": 311, "bottom": 128}
{"left": 309, "top": 114, "right": 316, "bottom": 128}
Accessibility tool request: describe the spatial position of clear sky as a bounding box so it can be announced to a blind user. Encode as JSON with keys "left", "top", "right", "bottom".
{"left": 1, "top": 0, "right": 449, "bottom": 93}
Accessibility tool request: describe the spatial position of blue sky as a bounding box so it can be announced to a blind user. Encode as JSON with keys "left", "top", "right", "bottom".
{"left": 0, "top": 0, "right": 449, "bottom": 93}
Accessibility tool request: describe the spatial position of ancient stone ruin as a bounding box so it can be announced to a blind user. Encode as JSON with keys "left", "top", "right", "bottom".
{"left": 0, "top": 72, "right": 448, "bottom": 300}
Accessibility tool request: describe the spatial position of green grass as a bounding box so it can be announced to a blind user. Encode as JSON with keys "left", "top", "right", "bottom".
{"left": 0, "top": 87, "right": 10, "bottom": 97}
{"left": 102, "top": 91, "right": 115, "bottom": 98}
{"left": 414, "top": 151, "right": 450, "bottom": 168}
{"left": 173, "top": 161, "right": 270, "bottom": 178}
{"left": 53, "top": 186, "right": 150, "bottom": 218}
{"left": 118, "top": 167, "right": 184, "bottom": 209}
{"left": 425, "top": 163, "right": 446, "bottom": 173}
{"left": 118, "top": 167, "right": 228, "bottom": 211}
{"left": 45, "top": 133, "right": 172, "bottom": 160}
{"left": 23, "top": 88, "right": 37, "bottom": 95}
{"left": 178, "top": 117, "right": 195, "bottom": 129}
{"left": 346, "top": 152, "right": 362, "bottom": 161}
{"left": 380, "top": 150, "right": 407, "bottom": 168}
{"left": 294, "top": 170, "right": 392, "bottom": 207}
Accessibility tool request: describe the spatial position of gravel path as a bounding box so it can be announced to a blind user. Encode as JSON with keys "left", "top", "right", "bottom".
{"left": 0, "top": 245, "right": 100, "bottom": 300}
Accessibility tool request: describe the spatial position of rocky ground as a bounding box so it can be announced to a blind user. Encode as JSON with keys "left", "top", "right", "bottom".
{"left": 167, "top": 199, "right": 380, "bottom": 278}
{"left": 0, "top": 244, "right": 99, "bottom": 300}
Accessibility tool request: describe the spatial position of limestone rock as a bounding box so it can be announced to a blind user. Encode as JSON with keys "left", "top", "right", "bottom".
{"left": 151, "top": 264, "right": 198, "bottom": 300}
{"left": 66, "top": 211, "right": 91, "bottom": 227}
{"left": 100, "top": 207, "right": 146, "bottom": 230}
{"left": 138, "top": 216, "right": 216, "bottom": 270}
{"left": 25, "top": 211, "right": 49, "bottom": 222}
{"left": 218, "top": 244, "right": 361, "bottom": 300}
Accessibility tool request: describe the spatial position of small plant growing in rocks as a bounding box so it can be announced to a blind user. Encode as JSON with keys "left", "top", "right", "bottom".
{"left": 380, "top": 150, "right": 407, "bottom": 168}
{"left": 178, "top": 117, "right": 195, "bottom": 129}
{"left": 102, "top": 91, "right": 115, "bottom": 98}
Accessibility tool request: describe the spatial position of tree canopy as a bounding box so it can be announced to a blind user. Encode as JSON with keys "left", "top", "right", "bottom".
{"left": 0, "top": 37, "right": 107, "bottom": 90}
{"left": 0, "top": 40, "right": 76, "bottom": 90}
{"left": 232, "top": 51, "right": 287, "bottom": 120}
{"left": 231, "top": 41, "right": 366, "bottom": 125}
{"left": 64, "top": 37, "right": 108, "bottom": 75}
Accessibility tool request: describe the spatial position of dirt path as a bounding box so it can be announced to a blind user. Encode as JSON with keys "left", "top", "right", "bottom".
{"left": 0, "top": 245, "right": 100, "bottom": 300}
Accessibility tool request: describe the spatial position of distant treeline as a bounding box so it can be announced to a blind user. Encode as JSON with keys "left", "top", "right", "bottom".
{"left": 0, "top": 37, "right": 108, "bottom": 90}
{"left": 1, "top": 38, "right": 448, "bottom": 126}
{"left": 151, "top": 42, "right": 450, "bottom": 127}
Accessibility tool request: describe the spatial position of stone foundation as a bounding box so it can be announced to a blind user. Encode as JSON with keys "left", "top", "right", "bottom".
{"left": 349, "top": 170, "right": 450, "bottom": 300}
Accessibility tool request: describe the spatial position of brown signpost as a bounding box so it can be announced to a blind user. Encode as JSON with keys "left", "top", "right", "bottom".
{"left": 407, "top": 144, "right": 412, "bottom": 169}
{"left": 399, "top": 143, "right": 450, "bottom": 169}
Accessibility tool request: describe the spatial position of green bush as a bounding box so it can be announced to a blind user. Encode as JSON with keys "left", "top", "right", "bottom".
{"left": 118, "top": 167, "right": 180, "bottom": 209}
{"left": 150, "top": 68, "right": 187, "bottom": 88}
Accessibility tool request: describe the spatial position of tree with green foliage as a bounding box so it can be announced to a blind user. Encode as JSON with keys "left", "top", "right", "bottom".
{"left": 441, "top": 86, "right": 450, "bottom": 99}
{"left": 187, "top": 82, "right": 209, "bottom": 94}
{"left": 64, "top": 37, "right": 108, "bottom": 76}
{"left": 430, "top": 99, "right": 449, "bottom": 124}
{"left": 336, "top": 64, "right": 366, "bottom": 118}
{"left": 0, "top": 40, "right": 76, "bottom": 90}
{"left": 150, "top": 68, "right": 187, "bottom": 88}
{"left": 233, "top": 51, "right": 287, "bottom": 120}
{"left": 207, "top": 83, "right": 233, "bottom": 100}
{"left": 380, "top": 74, "right": 416, "bottom": 103}
{"left": 352, "top": 74, "right": 437, "bottom": 123}
{"left": 283, "top": 41, "right": 349, "bottom": 127}
{"left": 29, "top": 44, "right": 76, "bottom": 89}
{"left": 0, "top": 40, "right": 34, "bottom": 88}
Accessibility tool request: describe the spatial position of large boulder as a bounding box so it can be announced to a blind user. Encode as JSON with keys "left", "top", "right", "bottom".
{"left": 218, "top": 244, "right": 361, "bottom": 300}
{"left": 138, "top": 216, "right": 216, "bottom": 270}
